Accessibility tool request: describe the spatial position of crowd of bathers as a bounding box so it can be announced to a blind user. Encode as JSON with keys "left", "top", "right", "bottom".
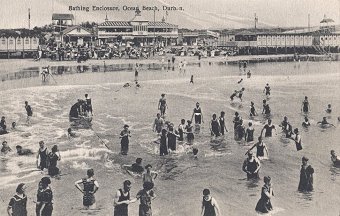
{"left": 2, "top": 60, "right": 340, "bottom": 216}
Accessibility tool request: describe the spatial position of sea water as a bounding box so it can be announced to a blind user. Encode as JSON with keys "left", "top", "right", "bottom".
{"left": 0, "top": 60, "right": 339, "bottom": 216}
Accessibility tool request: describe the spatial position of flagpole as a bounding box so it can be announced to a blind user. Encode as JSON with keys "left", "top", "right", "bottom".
{"left": 28, "top": 8, "right": 31, "bottom": 30}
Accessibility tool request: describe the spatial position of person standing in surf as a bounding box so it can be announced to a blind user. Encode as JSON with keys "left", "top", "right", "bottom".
{"left": 75, "top": 169, "right": 100, "bottom": 210}
{"left": 190, "top": 75, "right": 194, "bottom": 84}
{"left": 301, "top": 96, "right": 310, "bottom": 114}
{"left": 261, "top": 119, "right": 277, "bottom": 138}
{"left": 135, "top": 63, "right": 139, "bottom": 79}
{"left": 298, "top": 156, "right": 314, "bottom": 192}
{"left": 219, "top": 111, "right": 228, "bottom": 135}
{"left": 263, "top": 83, "right": 271, "bottom": 96}
{"left": 185, "top": 120, "right": 195, "bottom": 144}
{"left": 210, "top": 114, "right": 220, "bottom": 137}
{"left": 233, "top": 112, "right": 242, "bottom": 139}
{"left": 177, "top": 119, "right": 186, "bottom": 141}
{"left": 24, "top": 101, "right": 33, "bottom": 125}
{"left": 160, "top": 129, "right": 169, "bottom": 156}
{"left": 235, "top": 120, "right": 246, "bottom": 141}
{"left": 7, "top": 183, "right": 27, "bottom": 216}
{"left": 113, "top": 180, "right": 137, "bottom": 216}
{"left": 36, "top": 141, "right": 49, "bottom": 171}
{"left": 291, "top": 128, "right": 303, "bottom": 151}
{"left": 84, "top": 94, "right": 93, "bottom": 116}
{"left": 167, "top": 125, "right": 179, "bottom": 152}
{"left": 47, "top": 145, "right": 61, "bottom": 177}
{"left": 279, "top": 116, "right": 293, "bottom": 138}
{"left": 255, "top": 176, "right": 274, "bottom": 213}
{"left": 158, "top": 94, "right": 168, "bottom": 117}
{"left": 262, "top": 99, "right": 271, "bottom": 116}
{"left": 0, "top": 116, "right": 8, "bottom": 134}
{"left": 143, "top": 164, "right": 158, "bottom": 184}
{"left": 120, "top": 125, "right": 131, "bottom": 155}
{"left": 201, "top": 189, "right": 221, "bottom": 216}
{"left": 191, "top": 102, "right": 204, "bottom": 125}
{"left": 250, "top": 101, "right": 258, "bottom": 117}
{"left": 136, "top": 182, "right": 156, "bottom": 216}
{"left": 36, "top": 177, "right": 53, "bottom": 216}
{"left": 242, "top": 152, "right": 261, "bottom": 180}
{"left": 153, "top": 113, "right": 164, "bottom": 135}
{"left": 245, "top": 122, "right": 255, "bottom": 142}
{"left": 246, "top": 137, "right": 269, "bottom": 160}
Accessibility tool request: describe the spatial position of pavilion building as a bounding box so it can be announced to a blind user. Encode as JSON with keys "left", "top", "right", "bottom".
{"left": 97, "top": 9, "right": 178, "bottom": 46}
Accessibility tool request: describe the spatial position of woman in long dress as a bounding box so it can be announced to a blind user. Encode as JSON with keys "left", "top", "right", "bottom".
{"left": 255, "top": 176, "right": 274, "bottom": 213}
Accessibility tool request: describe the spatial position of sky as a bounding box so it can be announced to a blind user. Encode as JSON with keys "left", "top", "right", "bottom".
{"left": 0, "top": 0, "right": 339, "bottom": 29}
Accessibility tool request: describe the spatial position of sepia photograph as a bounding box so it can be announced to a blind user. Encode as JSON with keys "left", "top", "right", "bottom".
{"left": 0, "top": 0, "right": 340, "bottom": 215}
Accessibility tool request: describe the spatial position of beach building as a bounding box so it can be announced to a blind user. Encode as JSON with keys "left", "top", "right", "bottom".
{"left": 178, "top": 30, "right": 220, "bottom": 46}
{"left": 0, "top": 30, "right": 39, "bottom": 58}
{"left": 62, "top": 26, "right": 95, "bottom": 45}
{"left": 52, "top": 13, "right": 75, "bottom": 43}
{"left": 97, "top": 9, "right": 178, "bottom": 46}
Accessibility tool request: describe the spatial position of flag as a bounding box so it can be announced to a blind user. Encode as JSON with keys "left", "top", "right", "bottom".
{"left": 28, "top": 9, "right": 31, "bottom": 19}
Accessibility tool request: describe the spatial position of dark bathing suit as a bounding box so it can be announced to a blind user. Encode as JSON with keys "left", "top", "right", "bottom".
{"left": 302, "top": 100, "right": 309, "bottom": 112}
{"left": 39, "top": 148, "right": 48, "bottom": 170}
{"left": 263, "top": 124, "right": 275, "bottom": 137}
{"left": 263, "top": 104, "right": 271, "bottom": 115}
{"left": 8, "top": 194, "right": 27, "bottom": 216}
{"left": 25, "top": 105, "right": 33, "bottom": 117}
{"left": 246, "top": 159, "right": 259, "bottom": 180}
{"left": 219, "top": 117, "right": 226, "bottom": 135}
{"left": 256, "top": 144, "right": 265, "bottom": 157}
{"left": 298, "top": 165, "right": 314, "bottom": 192}
{"left": 250, "top": 106, "right": 256, "bottom": 116}
{"left": 255, "top": 185, "right": 273, "bottom": 213}
{"left": 160, "top": 135, "right": 168, "bottom": 156}
{"left": 265, "top": 86, "right": 270, "bottom": 95}
{"left": 246, "top": 128, "right": 254, "bottom": 142}
{"left": 82, "top": 178, "right": 96, "bottom": 206}
{"left": 120, "top": 130, "right": 130, "bottom": 155}
{"left": 202, "top": 198, "right": 216, "bottom": 216}
{"left": 36, "top": 187, "right": 53, "bottom": 216}
{"left": 167, "top": 132, "right": 177, "bottom": 151}
{"left": 48, "top": 152, "right": 59, "bottom": 176}
{"left": 194, "top": 107, "right": 202, "bottom": 124}
{"left": 186, "top": 125, "right": 194, "bottom": 142}
{"left": 178, "top": 124, "right": 184, "bottom": 141}
{"left": 211, "top": 119, "right": 220, "bottom": 136}
{"left": 114, "top": 189, "right": 130, "bottom": 216}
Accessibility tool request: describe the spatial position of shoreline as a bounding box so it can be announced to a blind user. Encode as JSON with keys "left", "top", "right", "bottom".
{"left": 0, "top": 53, "right": 338, "bottom": 77}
